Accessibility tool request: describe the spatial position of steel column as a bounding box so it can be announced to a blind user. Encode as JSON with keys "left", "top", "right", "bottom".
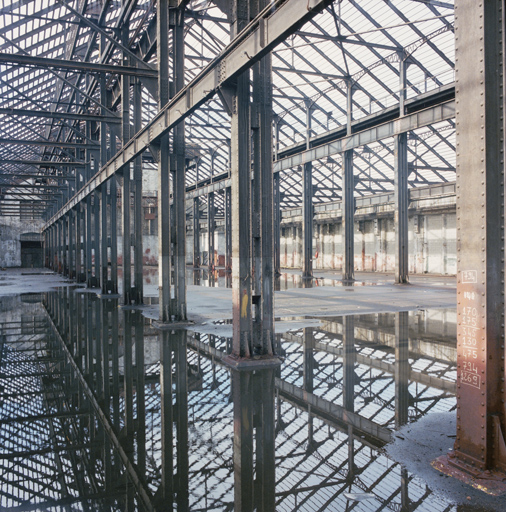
{"left": 94, "top": 191, "right": 101, "bottom": 286}
{"left": 395, "top": 58, "right": 409, "bottom": 284}
{"left": 394, "top": 132, "right": 409, "bottom": 284}
{"left": 208, "top": 192, "right": 215, "bottom": 269}
{"left": 157, "top": 0, "right": 172, "bottom": 322}
{"left": 193, "top": 198, "right": 201, "bottom": 268}
{"left": 273, "top": 173, "right": 281, "bottom": 276}
{"left": 110, "top": 178, "right": 118, "bottom": 294}
{"left": 342, "top": 150, "right": 355, "bottom": 282}
{"left": 133, "top": 78, "right": 143, "bottom": 305}
{"left": 302, "top": 101, "right": 313, "bottom": 279}
{"left": 449, "top": 0, "right": 506, "bottom": 476}
{"left": 395, "top": 311, "right": 410, "bottom": 427}
{"left": 76, "top": 205, "right": 83, "bottom": 281}
{"left": 225, "top": 186, "right": 232, "bottom": 272}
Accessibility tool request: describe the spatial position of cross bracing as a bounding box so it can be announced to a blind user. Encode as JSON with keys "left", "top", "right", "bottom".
{"left": 0, "top": 0, "right": 455, "bottom": 221}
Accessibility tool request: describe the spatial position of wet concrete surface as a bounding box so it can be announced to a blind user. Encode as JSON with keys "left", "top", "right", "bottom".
{"left": 0, "top": 267, "right": 503, "bottom": 511}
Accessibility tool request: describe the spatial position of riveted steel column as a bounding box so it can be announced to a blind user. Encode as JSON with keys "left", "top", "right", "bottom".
{"left": 133, "top": 78, "right": 143, "bottom": 304}
{"left": 158, "top": 0, "right": 171, "bottom": 322}
{"left": 395, "top": 58, "right": 409, "bottom": 285}
{"left": 342, "top": 150, "right": 355, "bottom": 281}
{"left": 302, "top": 101, "right": 313, "bottom": 279}
{"left": 450, "top": 0, "right": 506, "bottom": 474}
{"left": 68, "top": 210, "right": 74, "bottom": 279}
{"left": 193, "top": 198, "right": 201, "bottom": 268}
{"left": 121, "top": 19, "right": 132, "bottom": 305}
{"left": 110, "top": 178, "right": 118, "bottom": 294}
{"left": 76, "top": 205, "right": 82, "bottom": 281}
{"left": 252, "top": 5, "right": 275, "bottom": 354}
{"left": 85, "top": 194, "right": 93, "bottom": 285}
{"left": 228, "top": 0, "right": 252, "bottom": 358}
{"left": 94, "top": 190, "right": 101, "bottom": 285}
{"left": 395, "top": 311, "right": 410, "bottom": 427}
{"left": 101, "top": 185, "right": 108, "bottom": 293}
{"left": 172, "top": 3, "right": 187, "bottom": 321}
{"left": 208, "top": 192, "right": 215, "bottom": 269}
{"left": 273, "top": 173, "right": 281, "bottom": 276}
{"left": 225, "top": 186, "right": 232, "bottom": 272}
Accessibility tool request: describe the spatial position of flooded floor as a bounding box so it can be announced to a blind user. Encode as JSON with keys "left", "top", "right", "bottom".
{"left": 0, "top": 270, "right": 502, "bottom": 511}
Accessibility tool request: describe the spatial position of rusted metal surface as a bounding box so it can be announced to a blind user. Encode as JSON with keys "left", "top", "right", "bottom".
{"left": 445, "top": 0, "right": 506, "bottom": 479}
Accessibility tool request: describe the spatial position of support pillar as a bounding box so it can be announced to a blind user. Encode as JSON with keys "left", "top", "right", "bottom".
{"left": 193, "top": 198, "right": 200, "bottom": 268}
{"left": 433, "top": 0, "right": 506, "bottom": 487}
{"left": 76, "top": 204, "right": 83, "bottom": 281}
{"left": 157, "top": 0, "right": 172, "bottom": 322}
{"left": 172, "top": 3, "right": 187, "bottom": 321}
{"left": 395, "top": 58, "right": 409, "bottom": 284}
{"left": 68, "top": 210, "right": 74, "bottom": 279}
{"left": 302, "top": 100, "right": 313, "bottom": 279}
{"left": 342, "top": 150, "right": 354, "bottom": 282}
{"left": 273, "top": 173, "right": 281, "bottom": 276}
{"left": 94, "top": 190, "right": 101, "bottom": 286}
{"left": 225, "top": 186, "right": 232, "bottom": 272}
{"left": 133, "top": 77, "right": 143, "bottom": 305}
{"left": 208, "top": 192, "right": 215, "bottom": 269}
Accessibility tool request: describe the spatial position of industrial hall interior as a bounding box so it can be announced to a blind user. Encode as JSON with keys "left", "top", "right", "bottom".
{"left": 1, "top": 0, "right": 506, "bottom": 510}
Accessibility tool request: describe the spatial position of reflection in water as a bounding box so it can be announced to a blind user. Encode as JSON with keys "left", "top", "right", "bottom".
{"left": 0, "top": 289, "right": 476, "bottom": 511}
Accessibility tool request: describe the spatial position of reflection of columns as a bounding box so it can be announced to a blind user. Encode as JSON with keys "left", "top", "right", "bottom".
{"left": 110, "top": 178, "right": 118, "bottom": 294}
{"left": 94, "top": 190, "right": 101, "bottom": 286}
{"left": 342, "top": 150, "right": 354, "bottom": 282}
{"left": 193, "top": 198, "right": 200, "bottom": 267}
{"left": 303, "top": 327, "right": 315, "bottom": 447}
{"left": 85, "top": 195, "right": 93, "bottom": 286}
{"left": 208, "top": 192, "right": 215, "bottom": 269}
{"left": 342, "top": 316, "right": 355, "bottom": 412}
{"left": 122, "top": 169, "right": 132, "bottom": 304}
{"left": 123, "top": 309, "right": 134, "bottom": 452}
{"left": 302, "top": 101, "right": 313, "bottom": 280}
{"left": 134, "top": 311, "right": 146, "bottom": 476}
{"left": 395, "top": 311, "right": 410, "bottom": 427}
{"left": 232, "top": 369, "right": 275, "bottom": 512}
{"left": 158, "top": 329, "right": 189, "bottom": 509}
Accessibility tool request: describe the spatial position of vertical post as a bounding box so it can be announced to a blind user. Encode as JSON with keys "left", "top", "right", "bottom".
{"left": 157, "top": 0, "right": 172, "bottom": 322}
{"left": 395, "top": 58, "right": 409, "bottom": 284}
{"left": 273, "top": 173, "right": 281, "bottom": 276}
{"left": 172, "top": 2, "right": 187, "bottom": 321}
{"left": 101, "top": 184, "right": 108, "bottom": 293}
{"left": 85, "top": 194, "right": 93, "bottom": 285}
{"left": 449, "top": 0, "right": 506, "bottom": 475}
{"left": 110, "top": 177, "right": 118, "bottom": 294}
{"left": 94, "top": 190, "right": 101, "bottom": 286}
{"left": 68, "top": 210, "right": 74, "bottom": 279}
{"left": 230, "top": 0, "right": 252, "bottom": 358}
{"left": 342, "top": 150, "right": 355, "bottom": 282}
{"left": 133, "top": 77, "right": 143, "bottom": 304}
{"left": 225, "top": 186, "right": 232, "bottom": 272}
{"left": 193, "top": 198, "right": 200, "bottom": 267}
{"left": 208, "top": 192, "right": 215, "bottom": 269}
{"left": 76, "top": 204, "right": 82, "bottom": 281}
{"left": 121, "top": 19, "right": 131, "bottom": 304}
{"left": 302, "top": 100, "right": 313, "bottom": 279}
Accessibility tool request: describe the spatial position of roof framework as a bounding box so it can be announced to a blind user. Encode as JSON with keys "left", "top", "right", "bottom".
{"left": 0, "top": 0, "right": 455, "bottom": 218}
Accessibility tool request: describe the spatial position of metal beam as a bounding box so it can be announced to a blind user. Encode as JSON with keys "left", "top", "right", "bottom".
{"left": 0, "top": 138, "right": 98, "bottom": 148}
{"left": 0, "top": 53, "right": 158, "bottom": 77}
{"left": 45, "top": 0, "right": 336, "bottom": 228}
{"left": 0, "top": 159, "right": 84, "bottom": 167}
{"left": 274, "top": 99, "right": 455, "bottom": 173}
{"left": 0, "top": 108, "right": 120, "bottom": 123}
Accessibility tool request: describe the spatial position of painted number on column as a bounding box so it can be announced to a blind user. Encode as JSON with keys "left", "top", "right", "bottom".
{"left": 460, "top": 271, "right": 480, "bottom": 390}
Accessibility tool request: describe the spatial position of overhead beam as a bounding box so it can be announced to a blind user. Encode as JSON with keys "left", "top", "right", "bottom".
{"left": 0, "top": 108, "right": 121, "bottom": 123}
{"left": 0, "top": 53, "right": 158, "bottom": 78}
{"left": 185, "top": 98, "right": 455, "bottom": 200}
{"left": 45, "top": 0, "right": 336, "bottom": 229}
{"left": 0, "top": 138, "right": 98, "bottom": 148}
{"left": 0, "top": 159, "right": 84, "bottom": 167}
{"left": 274, "top": 99, "right": 455, "bottom": 173}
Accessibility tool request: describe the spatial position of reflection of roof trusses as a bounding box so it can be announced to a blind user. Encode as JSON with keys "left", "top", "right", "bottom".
{"left": 0, "top": 0, "right": 455, "bottom": 219}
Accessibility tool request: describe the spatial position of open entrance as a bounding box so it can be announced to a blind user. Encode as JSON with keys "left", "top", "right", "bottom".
{"left": 20, "top": 233, "right": 43, "bottom": 268}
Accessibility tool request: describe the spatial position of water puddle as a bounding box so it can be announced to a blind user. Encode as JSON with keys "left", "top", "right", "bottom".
{"left": 0, "top": 289, "right": 501, "bottom": 510}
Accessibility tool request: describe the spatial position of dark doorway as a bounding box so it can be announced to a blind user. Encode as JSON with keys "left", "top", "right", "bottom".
{"left": 21, "top": 241, "right": 43, "bottom": 268}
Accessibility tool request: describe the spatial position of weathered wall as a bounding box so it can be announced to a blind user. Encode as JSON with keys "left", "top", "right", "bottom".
{"left": 0, "top": 217, "right": 44, "bottom": 268}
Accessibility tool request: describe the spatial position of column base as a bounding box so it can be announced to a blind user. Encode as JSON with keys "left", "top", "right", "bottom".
{"left": 432, "top": 454, "right": 506, "bottom": 496}
{"left": 222, "top": 353, "right": 282, "bottom": 370}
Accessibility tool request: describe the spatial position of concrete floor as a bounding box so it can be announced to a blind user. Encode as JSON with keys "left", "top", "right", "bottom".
{"left": 4, "top": 267, "right": 505, "bottom": 510}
